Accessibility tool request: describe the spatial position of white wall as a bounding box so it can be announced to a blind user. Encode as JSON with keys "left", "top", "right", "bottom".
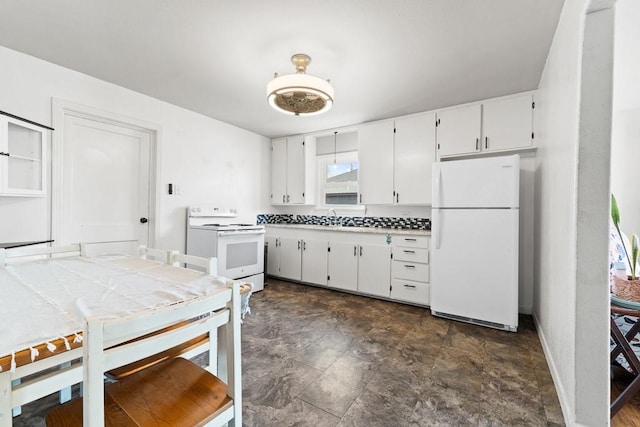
{"left": 611, "top": 0, "right": 640, "bottom": 238}
{"left": 534, "top": 0, "right": 612, "bottom": 425}
{"left": 0, "top": 45, "right": 271, "bottom": 251}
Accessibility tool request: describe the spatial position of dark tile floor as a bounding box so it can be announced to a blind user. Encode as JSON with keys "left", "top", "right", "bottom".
{"left": 12, "top": 279, "right": 565, "bottom": 426}
{"left": 241, "top": 280, "right": 564, "bottom": 426}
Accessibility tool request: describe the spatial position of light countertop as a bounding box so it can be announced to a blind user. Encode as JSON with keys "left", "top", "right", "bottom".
{"left": 264, "top": 223, "right": 430, "bottom": 236}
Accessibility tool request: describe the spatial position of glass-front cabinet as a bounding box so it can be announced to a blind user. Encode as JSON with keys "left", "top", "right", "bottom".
{"left": 0, "top": 116, "right": 46, "bottom": 196}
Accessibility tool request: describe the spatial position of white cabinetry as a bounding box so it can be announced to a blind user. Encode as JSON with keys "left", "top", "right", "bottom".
{"left": 436, "top": 92, "right": 534, "bottom": 159}
{"left": 391, "top": 236, "right": 430, "bottom": 305}
{"left": 327, "top": 242, "right": 391, "bottom": 296}
{"left": 327, "top": 241, "right": 358, "bottom": 292}
{"left": 0, "top": 116, "right": 47, "bottom": 197}
{"left": 267, "top": 233, "right": 328, "bottom": 286}
{"left": 358, "top": 113, "right": 435, "bottom": 205}
{"left": 265, "top": 235, "right": 280, "bottom": 276}
{"left": 357, "top": 244, "right": 391, "bottom": 298}
{"left": 278, "top": 237, "right": 302, "bottom": 280}
{"left": 270, "top": 135, "right": 315, "bottom": 205}
{"left": 482, "top": 94, "right": 534, "bottom": 152}
{"left": 301, "top": 238, "right": 328, "bottom": 286}
{"left": 436, "top": 104, "right": 482, "bottom": 157}
{"left": 358, "top": 120, "right": 394, "bottom": 205}
{"left": 266, "top": 226, "right": 430, "bottom": 307}
{"left": 394, "top": 113, "right": 436, "bottom": 205}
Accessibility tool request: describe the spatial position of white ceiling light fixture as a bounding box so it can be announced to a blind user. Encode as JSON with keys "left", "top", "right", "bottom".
{"left": 267, "top": 53, "right": 334, "bottom": 116}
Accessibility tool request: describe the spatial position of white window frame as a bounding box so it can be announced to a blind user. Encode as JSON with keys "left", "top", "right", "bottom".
{"left": 315, "top": 151, "right": 363, "bottom": 212}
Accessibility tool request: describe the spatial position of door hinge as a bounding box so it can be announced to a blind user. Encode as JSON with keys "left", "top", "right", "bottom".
{"left": 531, "top": 132, "right": 535, "bottom": 139}
{"left": 532, "top": 101, "right": 535, "bottom": 109}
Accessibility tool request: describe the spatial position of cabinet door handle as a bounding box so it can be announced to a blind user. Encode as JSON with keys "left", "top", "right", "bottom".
{"left": 360, "top": 246, "right": 363, "bottom": 257}
{"left": 485, "top": 136, "right": 488, "bottom": 149}
{"left": 404, "top": 238, "right": 417, "bottom": 242}
{"left": 287, "top": 194, "right": 290, "bottom": 203}
{"left": 403, "top": 250, "right": 415, "bottom": 254}
{"left": 404, "top": 264, "right": 416, "bottom": 269}
{"left": 475, "top": 138, "right": 479, "bottom": 150}
{"left": 354, "top": 246, "right": 357, "bottom": 256}
{"left": 359, "top": 194, "right": 362, "bottom": 204}
{"left": 403, "top": 284, "right": 416, "bottom": 288}
{"left": 303, "top": 241, "right": 306, "bottom": 251}
{"left": 396, "top": 193, "right": 399, "bottom": 203}
{"left": 298, "top": 240, "right": 301, "bottom": 250}
{"left": 282, "top": 195, "right": 285, "bottom": 203}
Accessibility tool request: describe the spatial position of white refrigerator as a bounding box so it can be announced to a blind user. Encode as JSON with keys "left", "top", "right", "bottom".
{"left": 431, "top": 155, "right": 519, "bottom": 332}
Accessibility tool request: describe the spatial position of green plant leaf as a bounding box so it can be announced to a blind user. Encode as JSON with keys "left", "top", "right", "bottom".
{"left": 611, "top": 193, "right": 633, "bottom": 276}
{"left": 612, "top": 194, "right": 621, "bottom": 226}
{"left": 632, "top": 234, "right": 639, "bottom": 280}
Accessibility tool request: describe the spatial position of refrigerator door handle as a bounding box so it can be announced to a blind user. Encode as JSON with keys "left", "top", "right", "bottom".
{"left": 433, "top": 209, "right": 441, "bottom": 250}
{"left": 433, "top": 166, "right": 441, "bottom": 207}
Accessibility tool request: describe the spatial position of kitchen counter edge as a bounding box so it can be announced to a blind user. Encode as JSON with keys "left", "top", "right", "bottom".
{"left": 264, "top": 224, "right": 431, "bottom": 236}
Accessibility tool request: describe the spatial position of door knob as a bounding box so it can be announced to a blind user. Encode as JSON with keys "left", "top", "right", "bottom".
{"left": 140, "top": 217, "right": 148, "bottom": 224}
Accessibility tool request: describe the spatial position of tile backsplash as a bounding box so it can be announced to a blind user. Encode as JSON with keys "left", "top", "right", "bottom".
{"left": 256, "top": 214, "right": 430, "bottom": 230}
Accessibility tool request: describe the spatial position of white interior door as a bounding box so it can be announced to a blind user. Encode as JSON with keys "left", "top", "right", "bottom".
{"left": 60, "top": 115, "right": 151, "bottom": 255}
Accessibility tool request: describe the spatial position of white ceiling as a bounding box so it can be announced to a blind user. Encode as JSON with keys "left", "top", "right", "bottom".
{"left": 0, "top": 0, "right": 564, "bottom": 139}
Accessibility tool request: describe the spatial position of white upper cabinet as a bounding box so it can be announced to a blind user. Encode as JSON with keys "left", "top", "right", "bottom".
{"left": 359, "top": 113, "right": 435, "bottom": 206}
{"left": 271, "top": 138, "right": 287, "bottom": 204}
{"left": 394, "top": 112, "right": 436, "bottom": 205}
{"left": 436, "top": 92, "right": 535, "bottom": 159}
{"left": 482, "top": 94, "right": 534, "bottom": 152}
{"left": 436, "top": 104, "right": 482, "bottom": 157}
{"left": 0, "top": 116, "right": 47, "bottom": 197}
{"left": 270, "top": 135, "right": 315, "bottom": 205}
{"left": 358, "top": 120, "right": 394, "bottom": 205}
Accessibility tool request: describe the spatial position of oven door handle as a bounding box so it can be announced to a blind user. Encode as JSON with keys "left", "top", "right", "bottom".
{"left": 217, "top": 229, "right": 266, "bottom": 237}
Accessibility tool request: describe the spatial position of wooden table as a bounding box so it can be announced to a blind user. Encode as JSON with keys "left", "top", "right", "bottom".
{"left": 0, "top": 254, "right": 236, "bottom": 425}
{"left": 611, "top": 303, "right": 640, "bottom": 417}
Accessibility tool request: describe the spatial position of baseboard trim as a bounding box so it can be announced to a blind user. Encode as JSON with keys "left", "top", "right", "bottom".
{"left": 533, "top": 312, "right": 574, "bottom": 426}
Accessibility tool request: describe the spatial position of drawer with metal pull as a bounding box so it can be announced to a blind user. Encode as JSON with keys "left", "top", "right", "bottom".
{"left": 392, "top": 235, "right": 429, "bottom": 249}
{"left": 393, "top": 247, "right": 429, "bottom": 263}
{"left": 391, "top": 279, "right": 430, "bottom": 305}
{"left": 392, "top": 260, "right": 429, "bottom": 282}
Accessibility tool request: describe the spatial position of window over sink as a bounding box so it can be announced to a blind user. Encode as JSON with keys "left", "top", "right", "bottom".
{"left": 316, "top": 151, "right": 359, "bottom": 206}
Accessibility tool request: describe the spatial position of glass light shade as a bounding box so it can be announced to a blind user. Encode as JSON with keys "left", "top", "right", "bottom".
{"left": 267, "top": 73, "right": 334, "bottom": 116}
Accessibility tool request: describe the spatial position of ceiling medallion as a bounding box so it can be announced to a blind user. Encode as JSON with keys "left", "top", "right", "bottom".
{"left": 267, "top": 53, "right": 334, "bottom": 116}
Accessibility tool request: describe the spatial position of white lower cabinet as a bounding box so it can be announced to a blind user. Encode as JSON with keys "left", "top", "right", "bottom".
{"left": 266, "top": 226, "right": 430, "bottom": 307}
{"left": 301, "top": 239, "right": 328, "bottom": 286}
{"left": 327, "top": 241, "right": 358, "bottom": 291}
{"left": 278, "top": 237, "right": 302, "bottom": 281}
{"left": 265, "top": 235, "right": 280, "bottom": 276}
{"left": 357, "top": 245, "right": 391, "bottom": 298}
{"left": 267, "top": 235, "right": 328, "bottom": 286}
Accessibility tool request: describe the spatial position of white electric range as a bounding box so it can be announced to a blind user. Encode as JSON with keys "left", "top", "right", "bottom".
{"left": 186, "top": 205, "right": 265, "bottom": 291}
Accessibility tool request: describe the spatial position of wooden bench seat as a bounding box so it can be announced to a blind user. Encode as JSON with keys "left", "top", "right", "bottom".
{"left": 46, "top": 358, "right": 232, "bottom": 426}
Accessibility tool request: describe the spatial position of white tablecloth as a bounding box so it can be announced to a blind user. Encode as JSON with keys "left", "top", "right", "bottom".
{"left": 0, "top": 255, "right": 231, "bottom": 362}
